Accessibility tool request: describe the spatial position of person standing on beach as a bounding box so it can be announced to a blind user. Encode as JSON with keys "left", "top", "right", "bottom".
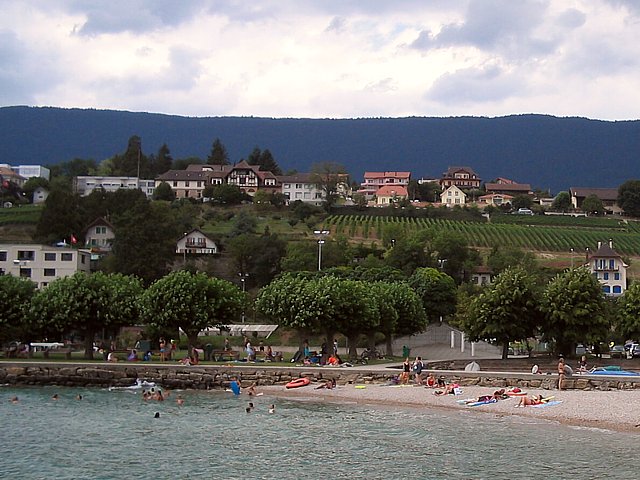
{"left": 401, "top": 358, "right": 411, "bottom": 385}
{"left": 412, "top": 356, "right": 424, "bottom": 385}
{"left": 557, "top": 357, "right": 566, "bottom": 390}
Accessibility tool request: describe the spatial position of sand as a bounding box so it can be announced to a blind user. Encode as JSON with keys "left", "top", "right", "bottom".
{"left": 259, "top": 383, "right": 640, "bottom": 434}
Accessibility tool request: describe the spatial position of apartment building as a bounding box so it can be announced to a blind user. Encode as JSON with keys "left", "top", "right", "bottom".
{"left": 279, "top": 173, "right": 324, "bottom": 205}
{"left": 0, "top": 244, "right": 91, "bottom": 288}
{"left": 74, "top": 176, "right": 155, "bottom": 198}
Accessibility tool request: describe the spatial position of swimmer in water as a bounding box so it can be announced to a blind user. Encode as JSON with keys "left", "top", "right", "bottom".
{"left": 154, "top": 412, "right": 160, "bottom": 418}
{"left": 268, "top": 404, "right": 275, "bottom": 414}
{"left": 10, "top": 396, "right": 18, "bottom": 404}
{"left": 75, "top": 394, "right": 83, "bottom": 400}
{"left": 52, "top": 394, "right": 59, "bottom": 401}
{"left": 176, "top": 395, "right": 184, "bottom": 406}
{"left": 245, "top": 407, "right": 251, "bottom": 413}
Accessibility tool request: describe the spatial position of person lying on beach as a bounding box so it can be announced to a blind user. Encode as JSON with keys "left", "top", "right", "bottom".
{"left": 315, "top": 379, "right": 336, "bottom": 390}
{"left": 515, "top": 394, "right": 551, "bottom": 407}
{"left": 459, "top": 389, "right": 507, "bottom": 404}
{"left": 434, "top": 383, "right": 460, "bottom": 396}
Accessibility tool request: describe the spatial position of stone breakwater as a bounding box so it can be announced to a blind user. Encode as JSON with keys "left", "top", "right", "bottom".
{"left": 2, "top": 362, "right": 640, "bottom": 391}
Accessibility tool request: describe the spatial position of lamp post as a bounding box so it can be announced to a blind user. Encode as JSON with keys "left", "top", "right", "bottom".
{"left": 239, "top": 272, "right": 249, "bottom": 323}
{"left": 570, "top": 248, "right": 574, "bottom": 269}
{"left": 182, "top": 232, "right": 188, "bottom": 265}
{"left": 314, "top": 230, "right": 330, "bottom": 271}
{"left": 391, "top": 238, "right": 396, "bottom": 248}
{"left": 438, "top": 258, "right": 448, "bottom": 270}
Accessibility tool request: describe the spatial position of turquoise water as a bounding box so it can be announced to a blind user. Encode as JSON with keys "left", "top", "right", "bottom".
{"left": 0, "top": 385, "right": 636, "bottom": 479}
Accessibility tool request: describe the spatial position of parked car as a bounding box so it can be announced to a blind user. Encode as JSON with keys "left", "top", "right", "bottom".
{"left": 609, "top": 345, "right": 626, "bottom": 359}
{"left": 630, "top": 344, "right": 640, "bottom": 358}
{"left": 516, "top": 208, "right": 534, "bottom": 215}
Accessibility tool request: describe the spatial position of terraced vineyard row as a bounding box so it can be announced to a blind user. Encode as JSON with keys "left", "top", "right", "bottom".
{"left": 324, "top": 214, "right": 640, "bottom": 255}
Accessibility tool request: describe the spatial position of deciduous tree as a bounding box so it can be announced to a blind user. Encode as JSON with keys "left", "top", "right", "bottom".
{"left": 618, "top": 180, "right": 640, "bottom": 217}
{"left": 0, "top": 275, "right": 36, "bottom": 344}
{"left": 408, "top": 267, "right": 457, "bottom": 323}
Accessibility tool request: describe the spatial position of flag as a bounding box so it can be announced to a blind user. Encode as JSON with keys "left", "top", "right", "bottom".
{"left": 71, "top": 234, "right": 77, "bottom": 245}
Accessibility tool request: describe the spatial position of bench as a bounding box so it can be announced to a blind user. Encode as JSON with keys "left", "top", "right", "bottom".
{"left": 212, "top": 350, "right": 240, "bottom": 361}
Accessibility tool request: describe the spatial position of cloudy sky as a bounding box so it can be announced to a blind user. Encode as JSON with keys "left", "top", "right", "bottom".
{"left": 1, "top": 0, "right": 639, "bottom": 120}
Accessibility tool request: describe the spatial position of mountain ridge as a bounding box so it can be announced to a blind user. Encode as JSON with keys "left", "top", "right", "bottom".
{"left": 1, "top": 106, "right": 638, "bottom": 194}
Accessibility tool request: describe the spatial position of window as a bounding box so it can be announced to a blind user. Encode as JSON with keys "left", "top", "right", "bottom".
{"left": 61, "top": 253, "right": 73, "bottom": 261}
{"left": 81, "top": 255, "right": 86, "bottom": 264}
{"left": 602, "top": 285, "right": 610, "bottom": 293}
{"left": 96, "top": 226, "right": 106, "bottom": 234}
{"left": 609, "top": 259, "right": 615, "bottom": 269}
{"left": 44, "top": 268, "right": 56, "bottom": 277}
{"left": 613, "top": 286, "right": 622, "bottom": 294}
{"left": 603, "top": 272, "right": 609, "bottom": 280}
{"left": 0, "top": 251, "right": 6, "bottom": 261}
{"left": 295, "top": 184, "right": 302, "bottom": 189}
{"left": 44, "top": 252, "right": 56, "bottom": 261}
{"left": 185, "top": 181, "right": 190, "bottom": 187}
{"left": 91, "top": 239, "right": 98, "bottom": 246}
{"left": 614, "top": 273, "right": 620, "bottom": 280}
{"left": 18, "top": 250, "right": 35, "bottom": 261}
{"left": 173, "top": 181, "right": 178, "bottom": 187}
{"left": 197, "top": 181, "right": 202, "bottom": 187}
{"left": 20, "top": 268, "right": 31, "bottom": 278}
{"left": 284, "top": 184, "right": 290, "bottom": 189}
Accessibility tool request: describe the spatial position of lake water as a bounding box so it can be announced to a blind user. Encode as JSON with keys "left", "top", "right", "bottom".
{"left": 0, "top": 385, "right": 636, "bottom": 479}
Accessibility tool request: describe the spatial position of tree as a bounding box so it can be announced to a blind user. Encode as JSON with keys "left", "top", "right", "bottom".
{"left": 581, "top": 194, "right": 605, "bottom": 215}
{"left": 172, "top": 157, "right": 203, "bottom": 170}
{"left": 460, "top": 267, "right": 542, "bottom": 359}
{"left": 486, "top": 246, "right": 537, "bottom": 275}
{"left": 371, "top": 281, "right": 426, "bottom": 356}
{"left": 29, "top": 272, "right": 142, "bottom": 359}
{"left": 226, "top": 232, "right": 287, "bottom": 287}
{"left": 34, "top": 189, "right": 82, "bottom": 244}
{"left": 0, "top": 275, "right": 36, "bottom": 344}
{"left": 511, "top": 194, "right": 532, "bottom": 211}
{"left": 152, "top": 143, "right": 173, "bottom": 175}
{"left": 207, "top": 138, "right": 230, "bottom": 165}
{"left": 110, "top": 201, "right": 182, "bottom": 284}
{"left": 617, "top": 282, "right": 640, "bottom": 339}
{"left": 541, "top": 267, "right": 609, "bottom": 356}
{"left": 414, "top": 181, "right": 441, "bottom": 202}
{"left": 258, "top": 149, "right": 282, "bottom": 175}
{"left": 433, "top": 231, "right": 469, "bottom": 283}
{"left": 153, "top": 181, "right": 176, "bottom": 201}
{"left": 384, "top": 234, "right": 431, "bottom": 276}
{"left": 551, "top": 191, "right": 571, "bottom": 212}
{"left": 229, "top": 211, "right": 257, "bottom": 237}
{"left": 47, "top": 158, "right": 98, "bottom": 178}
{"left": 408, "top": 267, "right": 457, "bottom": 323}
{"left": 204, "top": 184, "right": 247, "bottom": 204}
{"left": 618, "top": 180, "right": 640, "bottom": 217}
{"left": 310, "top": 162, "right": 348, "bottom": 212}
{"left": 143, "top": 271, "right": 244, "bottom": 354}
{"left": 111, "top": 136, "right": 150, "bottom": 177}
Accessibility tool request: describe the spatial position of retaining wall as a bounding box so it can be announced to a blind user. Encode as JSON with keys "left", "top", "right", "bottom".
{"left": 2, "top": 362, "right": 640, "bottom": 391}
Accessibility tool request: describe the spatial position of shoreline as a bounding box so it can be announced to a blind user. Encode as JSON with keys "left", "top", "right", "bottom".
{"left": 258, "top": 383, "right": 640, "bottom": 434}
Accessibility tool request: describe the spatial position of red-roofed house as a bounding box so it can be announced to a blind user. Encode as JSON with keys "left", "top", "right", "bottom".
{"left": 359, "top": 171, "right": 411, "bottom": 198}
{"left": 375, "top": 185, "right": 408, "bottom": 205}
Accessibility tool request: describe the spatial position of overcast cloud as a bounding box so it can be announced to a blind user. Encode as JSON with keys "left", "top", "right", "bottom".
{"left": 0, "top": 0, "right": 638, "bottom": 119}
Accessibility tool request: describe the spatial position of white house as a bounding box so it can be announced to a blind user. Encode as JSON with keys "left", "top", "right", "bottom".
{"left": 83, "top": 218, "right": 115, "bottom": 253}
{"left": 0, "top": 244, "right": 91, "bottom": 289}
{"left": 440, "top": 185, "right": 467, "bottom": 206}
{"left": 32, "top": 186, "right": 49, "bottom": 205}
{"left": 587, "top": 240, "right": 628, "bottom": 296}
{"left": 279, "top": 173, "right": 324, "bottom": 206}
{"left": 176, "top": 229, "right": 219, "bottom": 256}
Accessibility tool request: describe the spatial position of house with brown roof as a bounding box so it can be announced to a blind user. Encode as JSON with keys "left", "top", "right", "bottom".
{"left": 484, "top": 177, "right": 532, "bottom": 196}
{"left": 375, "top": 185, "right": 408, "bottom": 205}
{"left": 156, "top": 170, "right": 209, "bottom": 199}
{"left": 176, "top": 229, "right": 219, "bottom": 256}
{"left": 439, "top": 166, "right": 481, "bottom": 190}
{"left": 83, "top": 217, "right": 115, "bottom": 253}
{"left": 587, "top": 240, "right": 627, "bottom": 296}
{"left": 225, "top": 161, "right": 280, "bottom": 196}
{"left": 570, "top": 187, "right": 621, "bottom": 214}
{"left": 279, "top": 173, "right": 324, "bottom": 206}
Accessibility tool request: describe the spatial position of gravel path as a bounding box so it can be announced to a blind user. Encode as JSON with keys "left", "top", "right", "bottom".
{"left": 259, "top": 383, "right": 640, "bottom": 433}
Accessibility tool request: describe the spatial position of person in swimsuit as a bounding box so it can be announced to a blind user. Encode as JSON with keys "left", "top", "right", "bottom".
{"left": 557, "top": 357, "right": 566, "bottom": 390}
{"left": 401, "top": 358, "right": 411, "bottom": 385}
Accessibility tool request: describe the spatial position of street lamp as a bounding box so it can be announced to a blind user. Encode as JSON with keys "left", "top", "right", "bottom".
{"left": 570, "top": 248, "right": 574, "bottom": 269}
{"left": 438, "top": 258, "right": 448, "bottom": 270}
{"left": 314, "top": 230, "right": 330, "bottom": 271}
{"left": 238, "top": 273, "right": 249, "bottom": 323}
{"left": 182, "top": 232, "right": 188, "bottom": 265}
{"left": 391, "top": 238, "right": 396, "bottom": 248}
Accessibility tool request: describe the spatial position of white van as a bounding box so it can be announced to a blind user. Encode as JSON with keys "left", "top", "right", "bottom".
{"left": 517, "top": 208, "right": 534, "bottom": 215}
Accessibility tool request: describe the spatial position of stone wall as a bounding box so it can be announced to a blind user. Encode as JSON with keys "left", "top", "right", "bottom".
{"left": 1, "top": 362, "right": 640, "bottom": 391}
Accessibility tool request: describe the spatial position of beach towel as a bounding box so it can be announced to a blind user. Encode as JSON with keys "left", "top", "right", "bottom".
{"left": 531, "top": 400, "right": 562, "bottom": 408}
{"left": 466, "top": 398, "right": 497, "bottom": 407}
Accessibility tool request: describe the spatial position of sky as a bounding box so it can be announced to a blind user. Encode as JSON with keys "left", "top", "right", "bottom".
{"left": 1, "top": 0, "right": 639, "bottom": 120}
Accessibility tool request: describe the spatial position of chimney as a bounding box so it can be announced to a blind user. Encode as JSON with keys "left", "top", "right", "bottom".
{"left": 609, "top": 239, "right": 613, "bottom": 249}
{"left": 597, "top": 241, "right": 601, "bottom": 249}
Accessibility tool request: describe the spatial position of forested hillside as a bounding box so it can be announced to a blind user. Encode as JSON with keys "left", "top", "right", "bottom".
{"left": 1, "top": 106, "right": 639, "bottom": 193}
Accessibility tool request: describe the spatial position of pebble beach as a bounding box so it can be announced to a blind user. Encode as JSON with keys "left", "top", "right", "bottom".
{"left": 260, "top": 383, "right": 640, "bottom": 433}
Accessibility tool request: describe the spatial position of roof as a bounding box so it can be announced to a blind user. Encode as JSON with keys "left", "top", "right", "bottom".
{"left": 364, "top": 171, "right": 411, "bottom": 179}
{"left": 187, "top": 164, "right": 232, "bottom": 173}
{"left": 178, "top": 228, "right": 216, "bottom": 242}
{"left": 485, "top": 182, "right": 531, "bottom": 192}
{"left": 156, "top": 170, "right": 208, "bottom": 181}
{"left": 442, "top": 185, "right": 467, "bottom": 195}
{"left": 84, "top": 217, "right": 115, "bottom": 232}
{"left": 472, "top": 266, "right": 493, "bottom": 274}
{"left": 570, "top": 187, "right": 618, "bottom": 201}
{"left": 376, "top": 185, "right": 408, "bottom": 197}
{"left": 589, "top": 242, "right": 622, "bottom": 258}
{"left": 478, "top": 193, "right": 514, "bottom": 200}
{"left": 442, "top": 166, "right": 479, "bottom": 177}
{"left": 278, "top": 173, "right": 315, "bottom": 183}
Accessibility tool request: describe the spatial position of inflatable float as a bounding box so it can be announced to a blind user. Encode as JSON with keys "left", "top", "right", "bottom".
{"left": 285, "top": 377, "right": 311, "bottom": 389}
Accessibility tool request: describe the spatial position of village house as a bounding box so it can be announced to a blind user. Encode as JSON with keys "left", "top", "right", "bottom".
{"left": 570, "top": 187, "right": 621, "bottom": 214}
{"left": 375, "top": 185, "right": 408, "bottom": 205}
{"left": 279, "top": 173, "right": 324, "bottom": 206}
{"left": 439, "top": 166, "right": 481, "bottom": 190}
{"left": 477, "top": 193, "right": 514, "bottom": 207}
{"left": 176, "top": 229, "right": 219, "bottom": 256}
{"left": 358, "top": 171, "right": 411, "bottom": 199}
{"left": 587, "top": 240, "right": 627, "bottom": 296}
{"left": 440, "top": 185, "right": 467, "bottom": 206}
{"left": 155, "top": 170, "right": 209, "bottom": 199}
{"left": 83, "top": 217, "right": 115, "bottom": 253}
{"left": 484, "top": 177, "right": 532, "bottom": 196}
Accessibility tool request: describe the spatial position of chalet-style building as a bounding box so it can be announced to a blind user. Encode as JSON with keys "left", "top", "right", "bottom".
{"left": 83, "top": 217, "right": 115, "bottom": 253}
{"left": 375, "top": 185, "right": 408, "bottom": 205}
{"left": 570, "top": 187, "right": 621, "bottom": 214}
{"left": 225, "top": 161, "right": 279, "bottom": 196}
{"left": 176, "top": 229, "right": 219, "bottom": 256}
{"left": 484, "top": 178, "right": 532, "bottom": 196}
{"left": 439, "top": 166, "right": 481, "bottom": 190}
{"left": 359, "top": 171, "right": 411, "bottom": 198}
{"left": 440, "top": 185, "right": 467, "bottom": 206}
{"left": 587, "top": 240, "right": 627, "bottom": 296}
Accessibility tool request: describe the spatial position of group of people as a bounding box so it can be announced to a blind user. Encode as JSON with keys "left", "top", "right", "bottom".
{"left": 400, "top": 356, "right": 427, "bottom": 385}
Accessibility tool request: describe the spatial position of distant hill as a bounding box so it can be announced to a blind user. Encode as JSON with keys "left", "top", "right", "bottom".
{"left": 1, "top": 106, "right": 638, "bottom": 193}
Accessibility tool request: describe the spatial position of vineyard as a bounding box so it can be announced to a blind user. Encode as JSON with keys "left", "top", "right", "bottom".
{"left": 0, "top": 205, "right": 42, "bottom": 226}
{"left": 324, "top": 214, "right": 640, "bottom": 255}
